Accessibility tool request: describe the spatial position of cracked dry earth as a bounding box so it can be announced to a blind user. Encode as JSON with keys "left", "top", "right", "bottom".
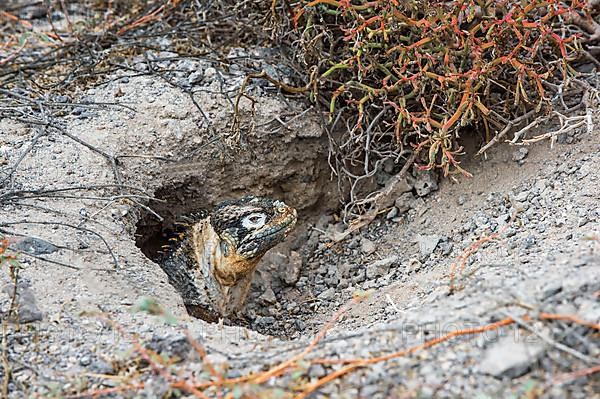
{"left": 0, "top": 67, "right": 599, "bottom": 398}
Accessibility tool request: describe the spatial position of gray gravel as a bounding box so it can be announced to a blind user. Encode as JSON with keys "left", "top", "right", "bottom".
{"left": 1, "top": 46, "right": 599, "bottom": 398}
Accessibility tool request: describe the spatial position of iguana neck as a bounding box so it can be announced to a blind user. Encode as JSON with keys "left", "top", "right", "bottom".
{"left": 191, "top": 219, "right": 260, "bottom": 316}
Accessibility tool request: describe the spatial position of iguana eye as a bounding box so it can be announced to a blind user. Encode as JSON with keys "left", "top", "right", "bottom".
{"left": 242, "top": 213, "right": 266, "bottom": 229}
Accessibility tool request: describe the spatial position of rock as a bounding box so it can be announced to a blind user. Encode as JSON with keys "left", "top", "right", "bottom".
{"left": 177, "top": 59, "right": 198, "bottom": 71}
{"left": 296, "top": 276, "right": 308, "bottom": 289}
{"left": 413, "top": 170, "right": 438, "bottom": 197}
{"left": 577, "top": 299, "right": 600, "bottom": 324}
{"left": 503, "top": 227, "right": 517, "bottom": 238}
{"left": 383, "top": 158, "right": 395, "bottom": 173}
{"left": 308, "top": 364, "right": 327, "bottom": 378}
{"left": 514, "top": 191, "right": 529, "bottom": 202}
{"left": 438, "top": 241, "right": 453, "bottom": 256}
{"left": 79, "top": 356, "right": 91, "bottom": 367}
{"left": 71, "top": 107, "right": 84, "bottom": 115}
{"left": 577, "top": 216, "right": 589, "bottom": 227}
{"left": 337, "top": 263, "right": 354, "bottom": 278}
{"left": 522, "top": 235, "right": 536, "bottom": 249}
{"left": 306, "top": 229, "right": 322, "bottom": 249}
{"left": 386, "top": 206, "right": 399, "bottom": 220}
{"left": 360, "top": 385, "right": 381, "bottom": 397}
{"left": 160, "top": 103, "right": 189, "bottom": 120}
{"left": 479, "top": 331, "right": 547, "bottom": 378}
{"left": 16, "top": 4, "right": 48, "bottom": 19}
{"left": 533, "top": 180, "right": 547, "bottom": 193}
{"left": 318, "top": 287, "right": 335, "bottom": 300}
{"left": 1, "top": 282, "right": 43, "bottom": 323}
{"left": 408, "top": 258, "right": 422, "bottom": 273}
{"left": 204, "top": 67, "right": 217, "bottom": 78}
{"left": 13, "top": 237, "right": 58, "bottom": 255}
{"left": 14, "top": 370, "right": 34, "bottom": 385}
{"left": 416, "top": 234, "right": 441, "bottom": 258}
{"left": 148, "top": 335, "right": 191, "bottom": 360}
{"left": 89, "top": 360, "right": 114, "bottom": 375}
{"left": 281, "top": 251, "right": 302, "bottom": 285}
{"left": 460, "top": 220, "right": 475, "bottom": 233}
{"left": 496, "top": 214, "right": 510, "bottom": 224}
{"left": 395, "top": 192, "right": 416, "bottom": 213}
{"left": 512, "top": 147, "right": 529, "bottom": 162}
{"left": 330, "top": 222, "right": 345, "bottom": 234}
{"left": 361, "top": 238, "right": 376, "bottom": 255}
{"left": 326, "top": 263, "right": 338, "bottom": 277}
{"left": 263, "top": 250, "right": 302, "bottom": 286}
{"left": 457, "top": 195, "right": 467, "bottom": 206}
{"left": 474, "top": 214, "right": 490, "bottom": 229}
{"left": 188, "top": 70, "right": 204, "bottom": 85}
{"left": 352, "top": 268, "right": 367, "bottom": 284}
{"left": 375, "top": 170, "right": 392, "bottom": 186}
{"left": 382, "top": 176, "right": 413, "bottom": 200}
{"left": 366, "top": 256, "right": 398, "bottom": 279}
{"left": 259, "top": 287, "right": 277, "bottom": 304}
{"left": 255, "top": 316, "right": 276, "bottom": 327}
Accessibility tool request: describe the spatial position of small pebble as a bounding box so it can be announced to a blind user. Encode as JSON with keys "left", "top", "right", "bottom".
{"left": 512, "top": 147, "right": 529, "bottom": 162}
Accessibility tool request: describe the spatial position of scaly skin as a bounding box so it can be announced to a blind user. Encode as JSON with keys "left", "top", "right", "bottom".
{"left": 160, "top": 196, "right": 297, "bottom": 320}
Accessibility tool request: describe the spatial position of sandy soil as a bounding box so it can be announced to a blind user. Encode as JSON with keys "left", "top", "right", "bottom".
{"left": 0, "top": 49, "right": 599, "bottom": 399}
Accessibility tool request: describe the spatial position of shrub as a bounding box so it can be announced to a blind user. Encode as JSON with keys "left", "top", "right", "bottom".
{"left": 292, "top": 0, "right": 587, "bottom": 180}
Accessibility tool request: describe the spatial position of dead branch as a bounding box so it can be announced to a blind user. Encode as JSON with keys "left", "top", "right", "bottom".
{"left": 448, "top": 212, "right": 519, "bottom": 293}
{"left": 57, "top": 128, "right": 123, "bottom": 186}
{"left": 501, "top": 310, "right": 599, "bottom": 365}
{"left": 0, "top": 220, "right": 118, "bottom": 268}
{"left": 329, "top": 151, "right": 418, "bottom": 242}
{"left": 515, "top": 112, "right": 591, "bottom": 148}
{"left": 0, "top": 249, "right": 20, "bottom": 397}
{"left": 553, "top": 364, "right": 600, "bottom": 386}
{"left": 0, "top": 128, "right": 47, "bottom": 188}
{"left": 10, "top": 249, "right": 81, "bottom": 271}
{"left": 567, "top": 9, "right": 600, "bottom": 41}
{"left": 0, "top": 184, "right": 155, "bottom": 201}
{"left": 296, "top": 312, "right": 600, "bottom": 398}
{"left": 231, "top": 67, "right": 318, "bottom": 139}
{"left": 476, "top": 109, "right": 538, "bottom": 156}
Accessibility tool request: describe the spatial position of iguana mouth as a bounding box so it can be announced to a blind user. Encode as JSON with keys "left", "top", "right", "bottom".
{"left": 243, "top": 207, "right": 297, "bottom": 242}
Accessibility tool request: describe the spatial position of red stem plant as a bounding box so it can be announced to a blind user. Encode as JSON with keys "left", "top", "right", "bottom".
{"left": 293, "top": 0, "right": 585, "bottom": 177}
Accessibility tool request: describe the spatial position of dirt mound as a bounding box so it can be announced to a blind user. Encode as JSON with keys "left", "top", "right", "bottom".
{"left": 2, "top": 63, "right": 599, "bottom": 396}
{"left": 1, "top": 2, "right": 599, "bottom": 397}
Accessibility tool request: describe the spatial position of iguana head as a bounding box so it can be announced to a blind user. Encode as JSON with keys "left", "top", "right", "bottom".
{"left": 171, "top": 196, "right": 297, "bottom": 318}
{"left": 209, "top": 196, "right": 297, "bottom": 262}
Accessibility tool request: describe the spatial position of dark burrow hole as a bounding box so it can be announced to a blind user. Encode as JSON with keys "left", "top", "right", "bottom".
{"left": 132, "top": 145, "right": 442, "bottom": 338}
{"left": 134, "top": 178, "right": 343, "bottom": 339}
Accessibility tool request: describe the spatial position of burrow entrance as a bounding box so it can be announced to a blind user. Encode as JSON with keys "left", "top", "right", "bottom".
{"left": 134, "top": 162, "right": 433, "bottom": 338}
{"left": 132, "top": 108, "right": 438, "bottom": 338}
{"left": 134, "top": 174, "right": 352, "bottom": 338}
{"left": 132, "top": 116, "right": 350, "bottom": 338}
{"left": 135, "top": 187, "right": 298, "bottom": 335}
